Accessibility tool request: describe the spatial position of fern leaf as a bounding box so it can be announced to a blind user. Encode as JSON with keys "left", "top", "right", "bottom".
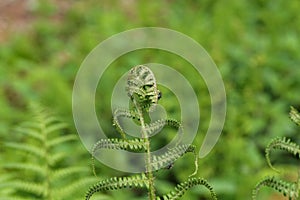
{"left": 290, "top": 106, "right": 300, "bottom": 126}
{"left": 92, "top": 138, "right": 147, "bottom": 152}
{"left": 1, "top": 163, "right": 45, "bottom": 176}
{"left": 48, "top": 152, "right": 67, "bottom": 166}
{"left": 145, "top": 120, "right": 165, "bottom": 136}
{"left": 0, "top": 197, "right": 40, "bottom": 200}
{"left": 0, "top": 174, "right": 13, "bottom": 183}
{"left": 14, "top": 126, "right": 43, "bottom": 141}
{"left": 85, "top": 174, "right": 149, "bottom": 200}
{"left": 51, "top": 167, "right": 89, "bottom": 182}
{"left": 112, "top": 108, "right": 139, "bottom": 138}
{"left": 2, "top": 105, "right": 95, "bottom": 199}
{"left": 53, "top": 177, "right": 98, "bottom": 199}
{"left": 151, "top": 145, "right": 198, "bottom": 176}
{"left": 157, "top": 177, "right": 217, "bottom": 200}
{"left": 91, "top": 138, "right": 147, "bottom": 176}
{"left": 4, "top": 181, "right": 44, "bottom": 196}
{"left": 252, "top": 176, "right": 298, "bottom": 200}
{"left": 145, "top": 118, "right": 182, "bottom": 137}
{"left": 44, "top": 122, "right": 68, "bottom": 135}
{"left": 165, "top": 119, "right": 181, "bottom": 129}
{"left": 266, "top": 137, "right": 300, "bottom": 172}
{"left": 47, "top": 134, "right": 77, "bottom": 148}
{"left": 44, "top": 116, "right": 64, "bottom": 126}
{"left": 5, "top": 142, "right": 44, "bottom": 158}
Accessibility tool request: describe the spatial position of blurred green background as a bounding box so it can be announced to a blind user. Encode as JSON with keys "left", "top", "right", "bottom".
{"left": 1, "top": 0, "right": 300, "bottom": 199}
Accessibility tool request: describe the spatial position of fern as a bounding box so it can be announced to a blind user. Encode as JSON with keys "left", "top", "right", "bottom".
{"left": 150, "top": 144, "right": 198, "bottom": 175}
{"left": 0, "top": 104, "right": 98, "bottom": 200}
{"left": 87, "top": 65, "right": 216, "bottom": 200}
{"left": 157, "top": 177, "right": 217, "bottom": 200}
{"left": 85, "top": 174, "right": 149, "bottom": 200}
{"left": 253, "top": 176, "right": 298, "bottom": 200}
{"left": 265, "top": 137, "right": 300, "bottom": 172}
{"left": 253, "top": 106, "right": 300, "bottom": 199}
{"left": 290, "top": 106, "right": 300, "bottom": 126}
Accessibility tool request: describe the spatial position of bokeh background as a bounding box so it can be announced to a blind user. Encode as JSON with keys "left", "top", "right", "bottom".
{"left": 1, "top": 0, "right": 300, "bottom": 199}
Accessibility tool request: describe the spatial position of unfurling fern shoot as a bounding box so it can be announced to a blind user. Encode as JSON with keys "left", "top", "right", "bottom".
{"left": 87, "top": 65, "right": 217, "bottom": 200}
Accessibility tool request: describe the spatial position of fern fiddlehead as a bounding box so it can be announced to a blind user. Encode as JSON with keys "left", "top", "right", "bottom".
{"left": 88, "top": 65, "right": 216, "bottom": 200}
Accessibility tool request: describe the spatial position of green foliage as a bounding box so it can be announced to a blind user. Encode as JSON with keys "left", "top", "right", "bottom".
{"left": 0, "top": 105, "right": 98, "bottom": 200}
{"left": 253, "top": 176, "right": 298, "bottom": 200}
{"left": 1, "top": 1, "right": 300, "bottom": 199}
{"left": 253, "top": 107, "right": 300, "bottom": 199}
{"left": 265, "top": 137, "right": 300, "bottom": 172}
{"left": 86, "top": 174, "right": 149, "bottom": 200}
{"left": 290, "top": 106, "right": 300, "bottom": 126}
{"left": 87, "top": 66, "right": 216, "bottom": 200}
{"left": 158, "top": 177, "right": 217, "bottom": 200}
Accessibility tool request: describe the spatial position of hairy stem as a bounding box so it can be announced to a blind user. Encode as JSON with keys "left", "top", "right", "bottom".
{"left": 134, "top": 100, "right": 156, "bottom": 200}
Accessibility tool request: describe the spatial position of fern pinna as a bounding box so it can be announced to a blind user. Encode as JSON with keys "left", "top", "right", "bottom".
{"left": 0, "top": 105, "right": 99, "bottom": 200}
{"left": 253, "top": 106, "right": 300, "bottom": 200}
{"left": 87, "top": 65, "right": 217, "bottom": 200}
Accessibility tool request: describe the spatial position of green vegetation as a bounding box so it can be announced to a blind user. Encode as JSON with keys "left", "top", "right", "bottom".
{"left": 0, "top": 104, "right": 104, "bottom": 200}
{"left": 87, "top": 65, "right": 216, "bottom": 200}
{"left": 1, "top": 1, "right": 300, "bottom": 199}
{"left": 253, "top": 107, "right": 300, "bottom": 200}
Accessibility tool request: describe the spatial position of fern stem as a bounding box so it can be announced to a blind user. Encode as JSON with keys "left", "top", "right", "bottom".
{"left": 41, "top": 116, "right": 51, "bottom": 200}
{"left": 134, "top": 99, "right": 156, "bottom": 200}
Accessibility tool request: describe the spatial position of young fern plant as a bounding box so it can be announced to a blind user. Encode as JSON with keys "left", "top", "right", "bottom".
{"left": 252, "top": 106, "right": 300, "bottom": 200}
{"left": 0, "top": 104, "right": 99, "bottom": 200}
{"left": 86, "top": 65, "right": 217, "bottom": 200}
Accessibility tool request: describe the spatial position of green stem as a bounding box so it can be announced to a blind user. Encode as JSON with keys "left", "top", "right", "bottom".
{"left": 41, "top": 120, "right": 51, "bottom": 200}
{"left": 134, "top": 100, "right": 156, "bottom": 200}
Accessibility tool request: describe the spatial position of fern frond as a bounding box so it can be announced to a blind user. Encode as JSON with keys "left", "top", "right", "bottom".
{"left": 92, "top": 138, "right": 147, "bottom": 152}
{"left": 145, "top": 120, "right": 165, "bottom": 136}
{"left": 0, "top": 174, "right": 13, "bottom": 183}
{"left": 51, "top": 167, "right": 89, "bottom": 182}
{"left": 44, "top": 115, "right": 64, "bottom": 126}
{"left": 145, "top": 118, "right": 182, "bottom": 137}
{"left": 14, "top": 126, "right": 43, "bottom": 141}
{"left": 165, "top": 119, "right": 183, "bottom": 142}
{"left": 290, "top": 106, "right": 300, "bottom": 126}
{"left": 5, "top": 142, "right": 44, "bottom": 158}
{"left": 0, "top": 197, "right": 40, "bottom": 200}
{"left": 86, "top": 66, "right": 217, "bottom": 200}
{"left": 91, "top": 138, "right": 147, "bottom": 176}
{"left": 1, "top": 163, "right": 45, "bottom": 176}
{"left": 157, "top": 177, "right": 217, "bottom": 200}
{"left": 44, "top": 122, "right": 68, "bottom": 135}
{"left": 151, "top": 145, "right": 198, "bottom": 176}
{"left": 53, "top": 177, "right": 98, "bottom": 198}
{"left": 113, "top": 108, "right": 139, "bottom": 138}
{"left": 252, "top": 176, "right": 298, "bottom": 200}
{"left": 47, "top": 134, "right": 77, "bottom": 148}
{"left": 2, "top": 104, "right": 96, "bottom": 199}
{"left": 165, "top": 119, "right": 181, "bottom": 129}
{"left": 85, "top": 174, "right": 149, "bottom": 200}
{"left": 4, "top": 181, "right": 44, "bottom": 196}
{"left": 266, "top": 137, "right": 300, "bottom": 172}
{"left": 48, "top": 152, "right": 67, "bottom": 166}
